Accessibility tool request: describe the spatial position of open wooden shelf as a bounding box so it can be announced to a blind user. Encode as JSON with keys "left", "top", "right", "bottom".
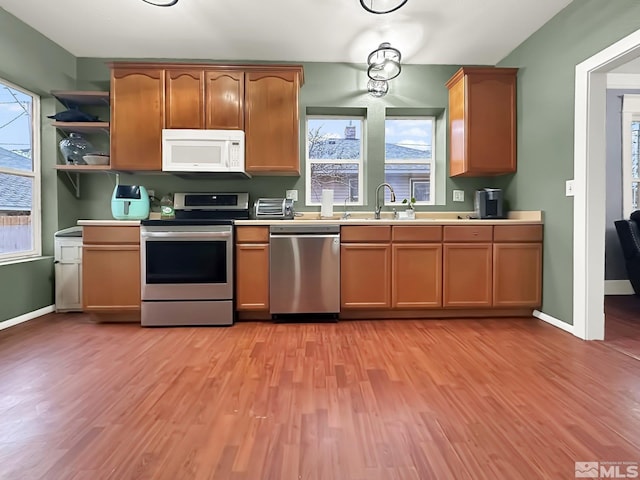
{"left": 51, "top": 90, "right": 109, "bottom": 108}
{"left": 54, "top": 164, "right": 111, "bottom": 171}
{"left": 52, "top": 121, "right": 110, "bottom": 133}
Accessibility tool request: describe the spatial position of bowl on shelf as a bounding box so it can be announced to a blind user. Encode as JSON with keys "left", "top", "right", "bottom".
{"left": 82, "top": 154, "right": 110, "bottom": 165}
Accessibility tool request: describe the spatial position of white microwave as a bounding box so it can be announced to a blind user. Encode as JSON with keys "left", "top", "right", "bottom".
{"left": 162, "top": 129, "right": 247, "bottom": 175}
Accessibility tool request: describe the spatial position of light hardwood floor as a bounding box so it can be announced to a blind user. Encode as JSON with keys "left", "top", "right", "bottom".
{"left": 1, "top": 314, "right": 639, "bottom": 480}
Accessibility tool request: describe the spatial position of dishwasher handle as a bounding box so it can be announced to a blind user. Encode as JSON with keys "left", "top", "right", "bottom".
{"left": 269, "top": 233, "right": 340, "bottom": 240}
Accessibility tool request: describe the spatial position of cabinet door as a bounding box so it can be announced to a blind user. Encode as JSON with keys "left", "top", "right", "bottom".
{"left": 443, "top": 244, "right": 492, "bottom": 307}
{"left": 341, "top": 244, "right": 391, "bottom": 309}
{"left": 446, "top": 67, "right": 517, "bottom": 177}
{"left": 111, "top": 68, "right": 164, "bottom": 171}
{"left": 165, "top": 69, "right": 204, "bottom": 129}
{"left": 392, "top": 244, "right": 442, "bottom": 308}
{"left": 205, "top": 70, "right": 244, "bottom": 130}
{"left": 55, "top": 262, "right": 82, "bottom": 310}
{"left": 245, "top": 70, "right": 300, "bottom": 175}
{"left": 236, "top": 244, "right": 269, "bottom": 311}
{"left": 82, "top": 245, "right": 141, "bottom": 311}
{"left": 493, "top": 243, "right": 542, "bottom": 307}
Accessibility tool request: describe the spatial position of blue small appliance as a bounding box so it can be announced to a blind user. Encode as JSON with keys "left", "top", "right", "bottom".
{"left": 111, "top": 185, "right": 150, "bottom": 220}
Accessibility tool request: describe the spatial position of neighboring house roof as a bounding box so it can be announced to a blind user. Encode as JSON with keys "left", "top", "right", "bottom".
{"left": 0, "top": 147, "right": 32, "bottom": 211}
{"left": 309, "top": 138, "right": 430, "bottom": 160}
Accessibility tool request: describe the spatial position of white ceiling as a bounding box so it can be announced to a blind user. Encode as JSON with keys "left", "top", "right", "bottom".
{"left": 0, "top": 0, "right": 573, "bottom": 65}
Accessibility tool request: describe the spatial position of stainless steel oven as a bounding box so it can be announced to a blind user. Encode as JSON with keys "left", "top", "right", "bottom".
{"left": 139, "top": 192, "right": 249, "bottom": 327}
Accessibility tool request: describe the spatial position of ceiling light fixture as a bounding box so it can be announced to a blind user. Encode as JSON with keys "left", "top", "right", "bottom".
{"left": 367, "top": 42, "right": 402, "bottom": 81}
{"left": 359, "top": 0, "right": 408, "bottom": 14}
{"left": 367, "top": 79, "right": 389, "bottom": 98}
{"left": 142, "top": 0, "right": 179, "bottom": 6}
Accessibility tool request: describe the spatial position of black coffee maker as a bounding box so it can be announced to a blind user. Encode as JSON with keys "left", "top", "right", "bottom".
{"left": 474, "top": 188, "right": 503, "bottom": 219}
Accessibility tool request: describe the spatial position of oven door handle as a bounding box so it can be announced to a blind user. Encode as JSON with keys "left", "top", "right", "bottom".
{"left": 141, "top": 231, "right": 231, "bottom": 239}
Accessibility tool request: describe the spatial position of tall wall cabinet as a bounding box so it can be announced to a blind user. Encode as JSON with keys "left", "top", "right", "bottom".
{"left": 109, "top": 62, "right": 303, "bottom": 174}
{"left": 446, "top": 67, "right": 518, "bottom": 177}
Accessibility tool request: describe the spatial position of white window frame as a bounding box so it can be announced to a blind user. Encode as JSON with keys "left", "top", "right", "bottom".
{"left": 0, "top": 77, "right": 41, "bottom": 262}
{"left": 305, "top": 115, "right": 365, "bottom": 206}
{"left": 622, "top": 94, "right": 640, "bottom": 218}
{"left": 384, "top": 116, "right": 436, "bottom": 206}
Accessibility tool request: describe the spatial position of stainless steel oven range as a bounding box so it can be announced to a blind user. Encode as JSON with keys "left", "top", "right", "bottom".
{"left": 140, "top": 192, "right": 249, "bottom": 327}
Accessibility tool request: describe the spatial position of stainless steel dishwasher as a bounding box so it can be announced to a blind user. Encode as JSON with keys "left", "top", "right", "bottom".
{"left": 269, "top": 224, "right": 340, "bottom": 317}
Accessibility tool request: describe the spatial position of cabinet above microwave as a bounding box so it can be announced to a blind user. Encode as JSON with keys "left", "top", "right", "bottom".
{"left": 161, "top": 128, "right": 249, "bottom": 177}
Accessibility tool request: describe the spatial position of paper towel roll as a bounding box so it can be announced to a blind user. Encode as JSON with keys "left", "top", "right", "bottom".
{"left": 321, "top": 189, "right": 334, "bottom": 218}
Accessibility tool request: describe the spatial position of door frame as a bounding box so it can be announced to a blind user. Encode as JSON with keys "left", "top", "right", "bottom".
{"left": 574, "top": 28, "right": 640, "bottom": 340}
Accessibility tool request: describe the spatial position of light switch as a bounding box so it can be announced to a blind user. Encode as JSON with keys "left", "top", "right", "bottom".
{"left": 453, "top": 190, "right": 464, "bottom": 202}
{"left": 566, "top": 180, "right": 575, "bottom": 197}
{"left": 286, "top": 190, "right": 298, "bottom": 201}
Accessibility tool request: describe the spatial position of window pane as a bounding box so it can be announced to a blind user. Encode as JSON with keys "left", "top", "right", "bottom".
{"left": 0, "top": 85, "right": 33, "bottom": 172}
{"left": 309, "top": 163, "right": 359, "bottom": 204}
{"left": 632, "top": 121, "right": 639, "bottom": 179}
{"left": 308, "top": 118, "right": 361, "bottom": 160}
{"left": 384, "top": 164, "right": 431, "bottom": 203}
{"left": 0, "top": 173, "right": 33, "bottom": 254}
{"left": 385, "top": 118, "right": 434, "bottom": 204}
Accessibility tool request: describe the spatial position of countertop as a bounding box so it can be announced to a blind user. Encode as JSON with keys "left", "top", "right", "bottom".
{"left": 78, "top": 211, "right": 543, "bottom": 227}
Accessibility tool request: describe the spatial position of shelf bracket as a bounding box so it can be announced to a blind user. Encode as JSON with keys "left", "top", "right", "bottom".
{"left": 63, "top": 171, "right": 80, "bottom": 198}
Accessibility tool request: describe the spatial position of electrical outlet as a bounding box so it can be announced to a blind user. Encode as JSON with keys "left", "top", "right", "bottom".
{"left": 453, "top": 190, "right": 464, "bottom": 202}
{"left": 566, "top": 180, "right": 575, "bottom": 197}
{"left": 286, "top": 189, "right": 298, "bottom": 201}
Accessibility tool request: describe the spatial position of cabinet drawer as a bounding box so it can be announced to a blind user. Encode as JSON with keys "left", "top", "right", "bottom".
{"left": 236, "top": 226, "right": 269, "bottom": 243}
{"left": 341, "top": 226, "right": 391, "bottom": 243}
{"left": 493, "top": 225, "right": 543, "bottom": 242}
{"left": 392, "top": 226, "right": 442, "bottom": 243}
{"left": 83, "top": 226, "right": 140, "bottom": 245}
{"left": 443, "top": 225, "right": 492, "bottom": 242}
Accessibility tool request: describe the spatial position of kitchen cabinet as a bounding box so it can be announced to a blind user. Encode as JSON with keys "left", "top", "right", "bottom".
{"left": 442, "top": 226, "right": 493, "bottom": 307}
{"left": 110, "top": 67, "right": 165, "bottom": 170}
{"left": 245, "top": 70, "right": 302, "bottom": 175}
{"left": 391, "top": 226, "right": 442, "bottom": 308}
{"left": 341, "top": 226, "right": 392, "bottom": 309}
{"left": 493, "top": 225, "right": 543, "bottom": 307}
{"left": 235, "top": 226, "right": 269, "bottom": 311}
{"left": 165, "top": 69, "right": 204, "bottom": 129}
{"left": 205, "top": 70, "right": 244, "bottom": 130}
{"left": 82, "top": 225, "right": 140, "bottom": 312}
{"left": 446, "top": 67, "right": 518, "bottom": 177}
{"left": 164, "top": 69, "right": 245, "bottom": 130}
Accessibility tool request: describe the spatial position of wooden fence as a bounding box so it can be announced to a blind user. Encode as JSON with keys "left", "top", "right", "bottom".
{"left": 0, "top": 215, "right": 32, "bottom": 254}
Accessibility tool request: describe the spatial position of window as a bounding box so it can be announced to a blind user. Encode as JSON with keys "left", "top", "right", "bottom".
{"left": 384, "top": 117, "right": 435, "bottom": 205}
{"left": 0, "top": 78, "right": 40, "bottom": 261}
{"left": 306, "top": 116, "right": 364, "bottom": 205}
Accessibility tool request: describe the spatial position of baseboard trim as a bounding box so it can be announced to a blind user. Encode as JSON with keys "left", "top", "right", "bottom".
{"left": 533, "top": 310, "right": 575, "bottom": 335}
{"left": 604, "top": 279, "right": 635, "bottom": 295}
{"left": 0, "top": 305, "right": 55, "bottom": 331}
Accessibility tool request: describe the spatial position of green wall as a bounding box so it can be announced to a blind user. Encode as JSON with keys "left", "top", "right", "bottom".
{"left": 498, "top": 0, "right": 640, "bottom": 325}
{"left": 0, "top": 8, "right": 77, "bottom": 322}
{"left": 73, "top": 58, "right": 497, "bottom": 219}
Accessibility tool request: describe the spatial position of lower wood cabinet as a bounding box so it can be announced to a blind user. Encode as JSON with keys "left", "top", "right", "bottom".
{"left": 235, "top": 226, "right": 269, "bottom": 311}
{"left": 341, "top": 243, "right": 391, "bottom": 309}
{"left": 392, "top": 244, "right": 442, "bottom": 308}
{"left": 82, "top": 226, "right": 140, "bottom": 312}
{"left": 493, "top": 230, "right": 542, "bottom": 307}
{"left": 443, "top": 243, "right": 493, "bottom": 307}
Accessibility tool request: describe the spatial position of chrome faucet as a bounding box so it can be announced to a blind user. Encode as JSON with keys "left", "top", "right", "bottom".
{"left": 374, "top": 183, "right": 396, "bottom": 219}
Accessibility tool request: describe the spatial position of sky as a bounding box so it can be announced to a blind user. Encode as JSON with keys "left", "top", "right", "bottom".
{"left": 0, "top": 85, "right": 33, "bottom": 155}
{"left": 307, "top": 117, "right": 432, "bottom": 151}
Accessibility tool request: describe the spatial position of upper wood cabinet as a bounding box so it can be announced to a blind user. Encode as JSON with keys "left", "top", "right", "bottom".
{"left": 245, "top": 70, "right": 302, "bottom": 175}
{"left": 165, "top": 69, "right": 204, "bottom": 129}
{"left": 205, "top": 70, "right": 244, "bottom": 130}
{"left": 446, "top": 67, "right": 518, "bottom": 177}
{"left": 111, "top": 67, "right": 165, "bottom": 171}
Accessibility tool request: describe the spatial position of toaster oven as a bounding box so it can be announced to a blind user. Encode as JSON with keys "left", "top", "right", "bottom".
{"left": 254, "top": 198, "right": 295, "bottom": 220}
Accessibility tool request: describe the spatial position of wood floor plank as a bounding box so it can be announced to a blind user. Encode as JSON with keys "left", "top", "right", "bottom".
{"left": 1, "top": 314, "right": 640, "bottom": 479}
